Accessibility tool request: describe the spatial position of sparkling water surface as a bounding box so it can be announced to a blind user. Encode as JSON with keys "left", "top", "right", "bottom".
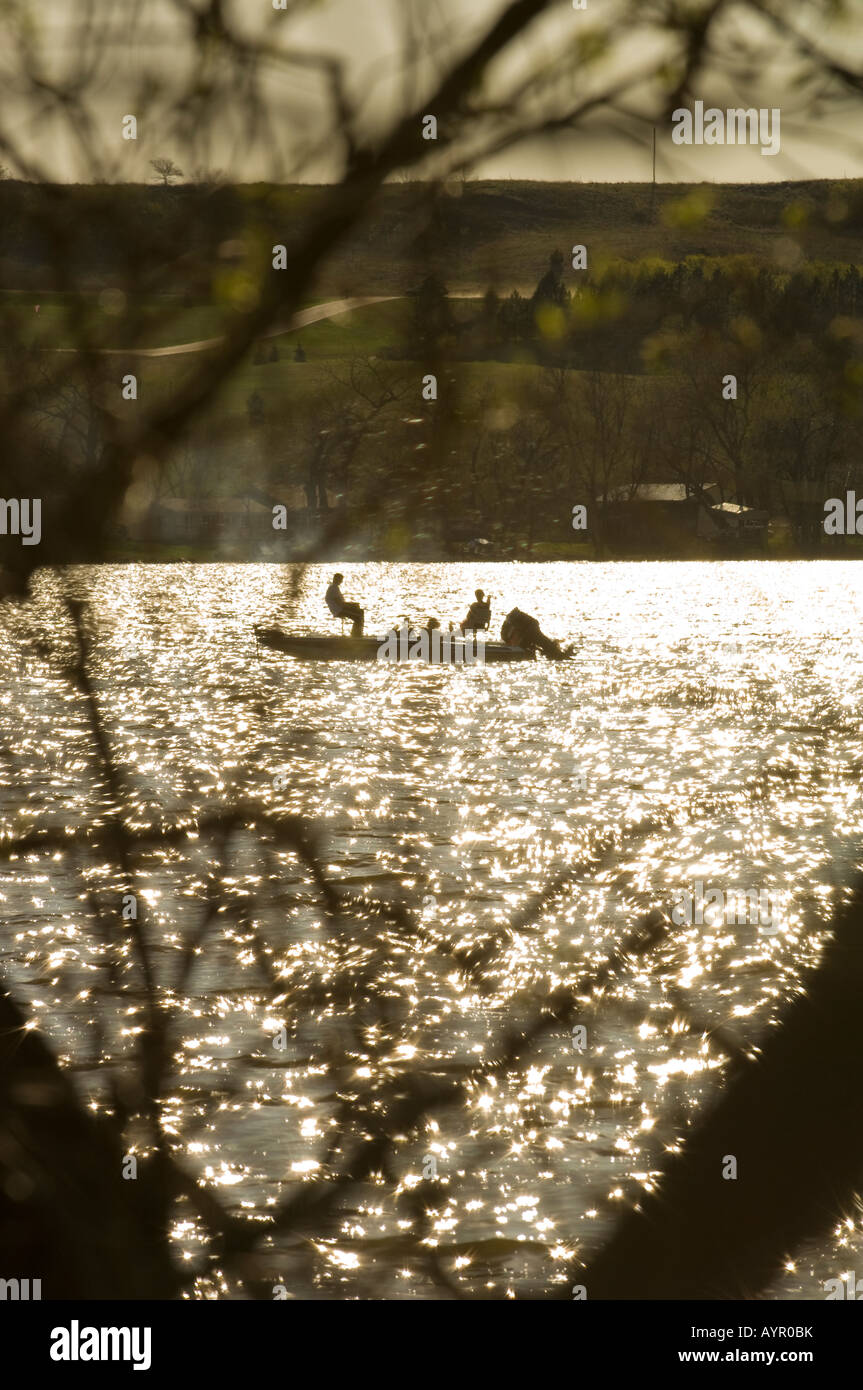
{"left": 1, "top": 561, "right": 862, "bottom": 1298}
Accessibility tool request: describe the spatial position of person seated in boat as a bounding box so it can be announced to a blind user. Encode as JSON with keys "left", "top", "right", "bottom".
{"left": 325, "top": 573, "right": 364, "bottom": 637}
{"left": 501, "top": 607, "right": 570, "bottom": 660}
{"left": 460, "top": 589, "right": 491, "bottom": 634}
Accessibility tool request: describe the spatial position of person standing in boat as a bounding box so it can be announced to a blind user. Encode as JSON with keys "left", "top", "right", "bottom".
{"left": 325, "top": 573, "right": 365, "bottom": 637}
{"left": 460, "top": 589, "right": 491, "bottom": 634}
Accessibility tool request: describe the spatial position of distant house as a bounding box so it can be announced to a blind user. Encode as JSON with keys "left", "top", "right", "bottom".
{"left": 608, "top": 482, "right": 721, "bottom": 551}
{"left": 697, "top": 500, "right": 769, "bottom": 546}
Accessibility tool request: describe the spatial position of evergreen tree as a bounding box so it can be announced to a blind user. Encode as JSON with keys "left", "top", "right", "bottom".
{"left": 531, "top": 249, "right": 568, "bottom": 309}
{"left": 411, "top": 273, "right": 452, "bottom": 347}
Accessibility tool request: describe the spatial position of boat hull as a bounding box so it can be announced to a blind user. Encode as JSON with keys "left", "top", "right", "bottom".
{"left": 253, "top": 626, "right": 531, "bottom": 664}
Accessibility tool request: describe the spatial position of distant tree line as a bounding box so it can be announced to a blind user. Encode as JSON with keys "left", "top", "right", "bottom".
{"left": 406, "top": 252, "right": 863, "bottom": 377}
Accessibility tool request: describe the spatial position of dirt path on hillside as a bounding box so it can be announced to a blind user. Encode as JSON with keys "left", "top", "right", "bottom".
{"left": 51, "top": 295, "right": 400, "bottom": 358}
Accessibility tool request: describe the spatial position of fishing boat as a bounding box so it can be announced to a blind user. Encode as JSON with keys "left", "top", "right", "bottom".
{"left": 253, "top": 624, "right": 532, "bottom": 664}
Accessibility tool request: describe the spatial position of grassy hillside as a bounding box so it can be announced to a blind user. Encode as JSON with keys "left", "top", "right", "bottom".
{"left": 0, "top": 178, "right": 860, "bottom": 297}
{"left": 138, "top": 300, "right": 551, "bottom": 439}
{"left": 341, "top": 180, "right": 863, "bottom": 291}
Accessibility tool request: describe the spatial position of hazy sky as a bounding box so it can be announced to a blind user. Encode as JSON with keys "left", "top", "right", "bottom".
{"left": 4, "top": 0, "right": 863, "bottom": 184}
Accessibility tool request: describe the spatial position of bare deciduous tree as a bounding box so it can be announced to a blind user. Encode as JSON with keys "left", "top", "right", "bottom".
{"left": 149, "top": 157, "right": 184, "bottom": 186}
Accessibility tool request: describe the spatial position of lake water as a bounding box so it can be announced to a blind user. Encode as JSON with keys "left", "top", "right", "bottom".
{"left": 2, "top": 560, "right": 862, "bottom": 1298}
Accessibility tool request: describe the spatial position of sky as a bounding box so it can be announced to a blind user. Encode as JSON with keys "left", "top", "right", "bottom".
{"left": 2, "top": 0, "right": 863, "bottom": 184}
